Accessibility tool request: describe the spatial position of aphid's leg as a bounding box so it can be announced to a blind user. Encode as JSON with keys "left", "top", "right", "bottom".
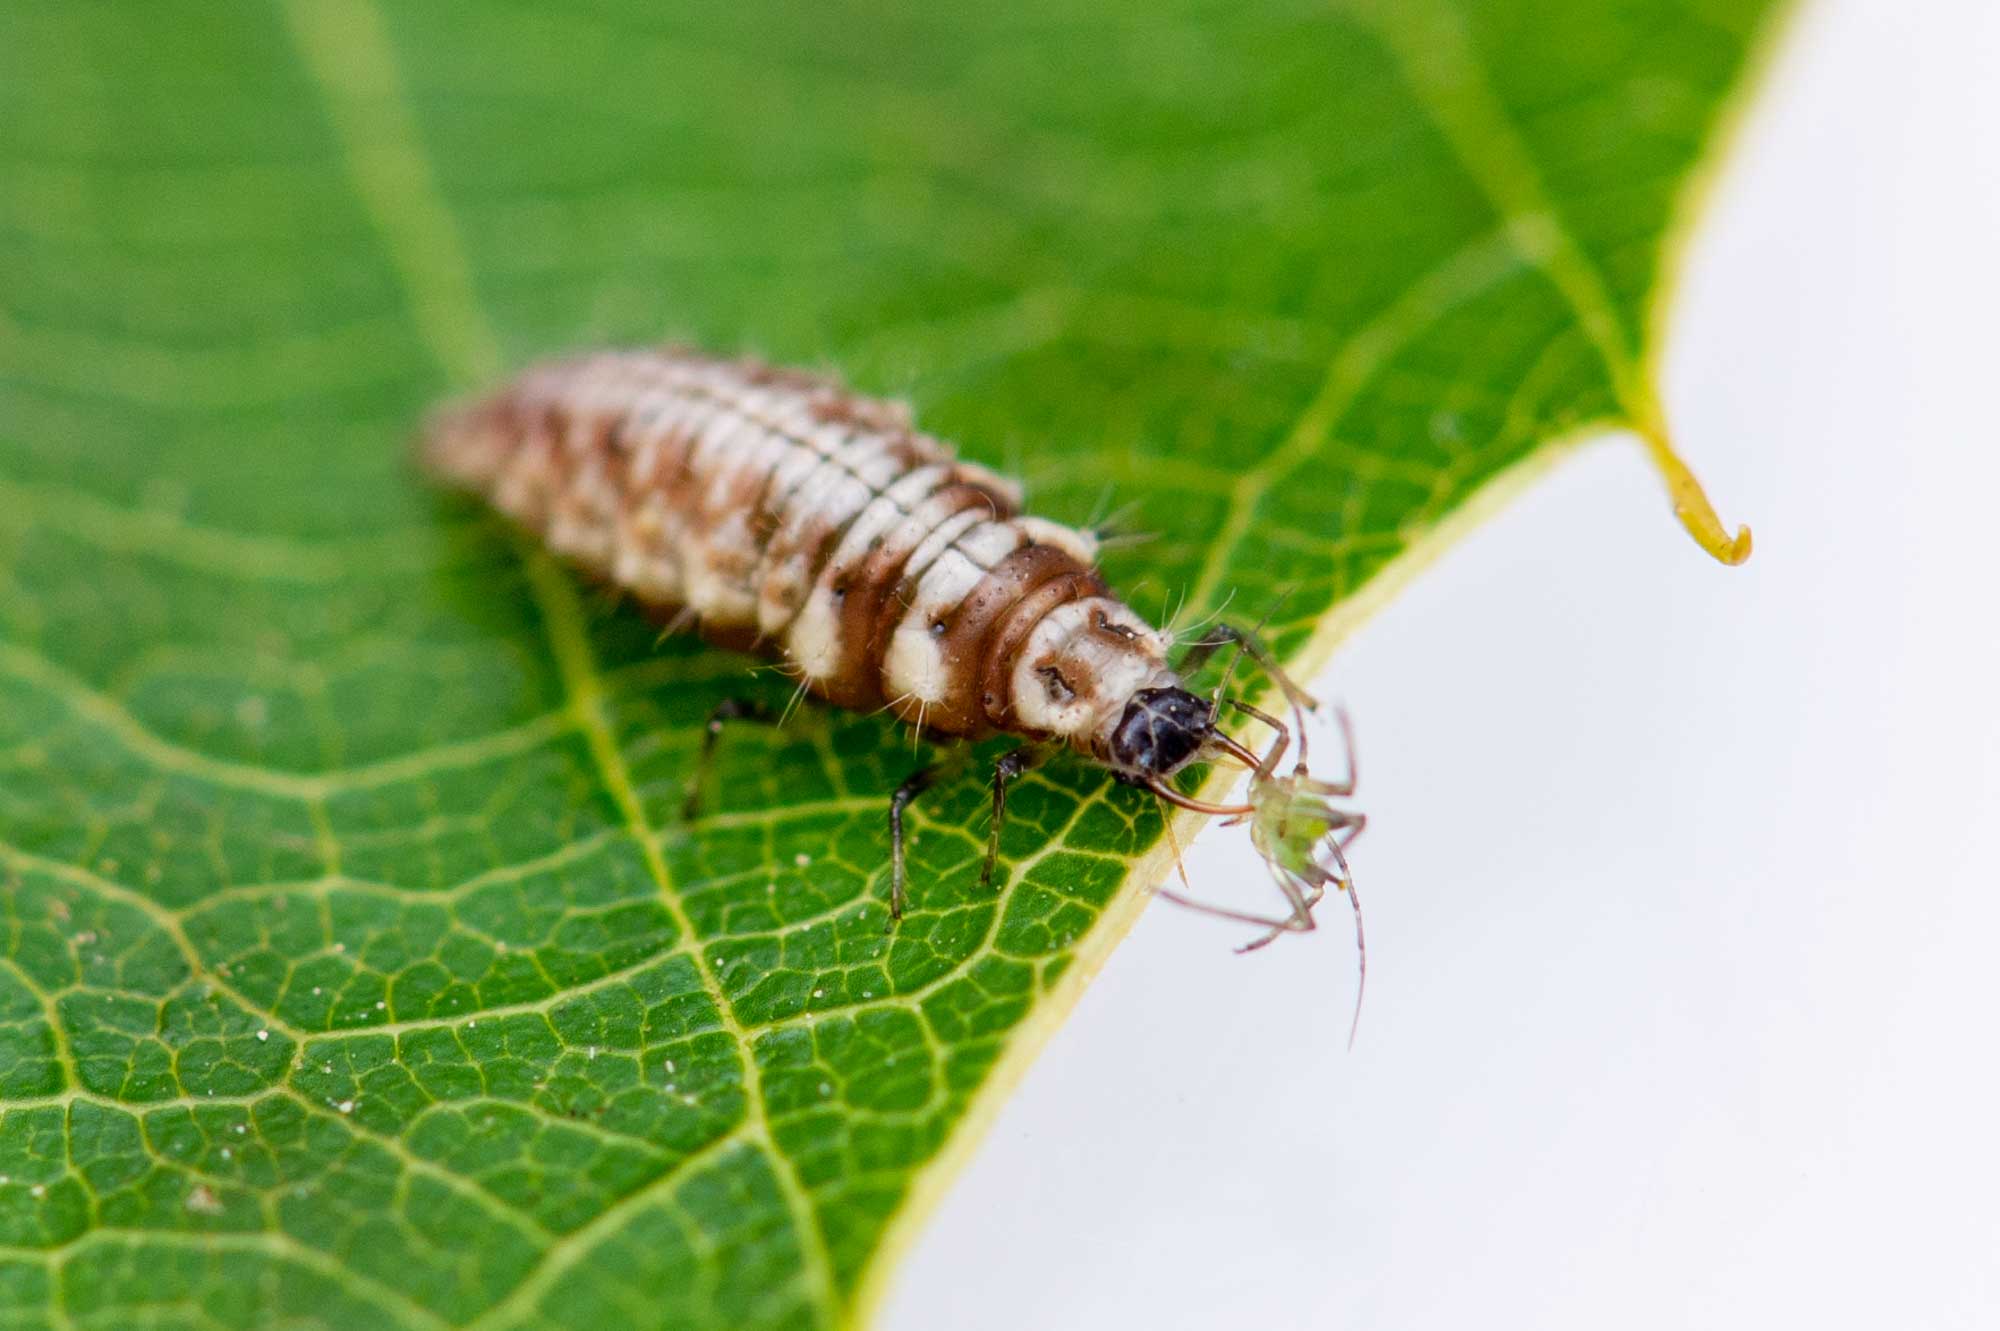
{"left": 1236, "top": 807, "right": 1366, "bottom": 952}
{"left": 981, "top": 746, "right": 1046, "bottom": 889}
{"left": 1231, "top": 859, "right": 1331, "bottom": 953}
{"left": 1174, "top": 626, "right": 1251, "bottom": 700}
{"left": 1325, "top": 811, "right": 1368, "bottom": 857}
{"left": 1306, "top": 705, "right": 1360, "bottom": 795}
{"left": 886, "top": 748, "right": 966, "bottom": 921}
{"left": 682, "top": 697, "right": 777, "bottom": 820}
{"left": 1176, "top": 623, "right": 1317, "bottom": 738}
{"left": 1232, "top": 895, "right": 1323, "bottom": 954}
{"left": 1238, "top": 848, "right": 1325, "bottom": 953}
{"left": 1222, "top": 699, "right": 1293, "bottom": 780}
{"left": 1153, "top": 884, "right": 1318, "bottom": 939}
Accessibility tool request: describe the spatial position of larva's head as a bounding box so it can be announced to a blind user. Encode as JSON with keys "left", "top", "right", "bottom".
{"left": 1008, "top": 597, "right": 1189, "bottom": 760}
{"left": 1102, "top": 685, "right": 1215, "bottom": 780}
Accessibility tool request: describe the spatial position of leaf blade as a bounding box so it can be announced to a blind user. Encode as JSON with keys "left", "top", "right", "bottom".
{"left": 0, "top": 0, "right": 1787, "bottom": 1326}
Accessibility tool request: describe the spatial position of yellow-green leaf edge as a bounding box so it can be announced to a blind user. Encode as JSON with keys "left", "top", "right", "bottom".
{"left": 853, "top": 1, "right": 1801, "bottom": 1321}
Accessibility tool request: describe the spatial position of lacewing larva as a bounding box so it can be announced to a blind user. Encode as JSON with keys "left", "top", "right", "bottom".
{"left": 423, "top": 346, "right": 1365, "bottom": 961}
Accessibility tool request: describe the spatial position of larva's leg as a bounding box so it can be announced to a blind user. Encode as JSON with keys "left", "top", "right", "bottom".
{"left": 887, "top": 761, "right": 947, "bottom": 921}
{"left": 981, "top": 746, "right": 1045, "bottom": 888}
{"left": 682, "top": 697, "right": 777, "bottom": 820}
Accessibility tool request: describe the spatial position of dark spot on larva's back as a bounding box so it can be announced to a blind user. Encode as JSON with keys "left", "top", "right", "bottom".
{"left": 1093, "top": 609, "right": 1139, "bottom": 642}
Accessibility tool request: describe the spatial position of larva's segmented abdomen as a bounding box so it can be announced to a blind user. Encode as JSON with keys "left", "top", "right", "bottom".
{"left": 425, "top": 348, "right": 1178, "bottom": 749}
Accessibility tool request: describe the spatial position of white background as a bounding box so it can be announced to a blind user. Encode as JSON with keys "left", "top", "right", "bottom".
{"left": 884, "top": 2, "right": 2000, "bottom": 1328}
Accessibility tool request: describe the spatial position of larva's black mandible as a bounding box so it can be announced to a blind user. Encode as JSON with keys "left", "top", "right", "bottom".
{"left": 424, "top": 347, "right": 1363, "bottom": 960}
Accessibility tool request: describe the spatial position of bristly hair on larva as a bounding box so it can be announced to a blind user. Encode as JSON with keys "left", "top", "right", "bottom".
{"left": 423, "top": 346, "right": 1367, "bottom": 1012}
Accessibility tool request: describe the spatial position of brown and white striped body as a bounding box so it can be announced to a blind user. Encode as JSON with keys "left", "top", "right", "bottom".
{"left": 423, "top": 349, "right": 1181, "bottom": 757}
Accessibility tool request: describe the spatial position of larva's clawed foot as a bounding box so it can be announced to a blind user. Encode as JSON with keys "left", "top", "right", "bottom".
{"left": 684, "top": 696, "right": 780, "bottom": 822}
{"left": 887, "top": 760, "right": 947, "bottom": 925}
{"left": 981, "top": 746, "right": 1043, "bottom": 891}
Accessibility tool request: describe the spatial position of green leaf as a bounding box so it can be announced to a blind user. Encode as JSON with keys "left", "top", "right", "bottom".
{"left": 0, "top": 0, "right": 1782, "bottom": 1326}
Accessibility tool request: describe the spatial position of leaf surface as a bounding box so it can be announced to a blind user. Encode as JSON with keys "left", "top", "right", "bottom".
{"left": 0, "top": 1, "right": 1781, "bottom": 1326}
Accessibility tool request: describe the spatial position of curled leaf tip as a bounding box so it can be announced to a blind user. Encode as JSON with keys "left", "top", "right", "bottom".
{"left": 1638, "top": 415, "right": 1754, "bottom": 568}
{"left": 1675, "top": 506, "right": 1753, "bottom": 566}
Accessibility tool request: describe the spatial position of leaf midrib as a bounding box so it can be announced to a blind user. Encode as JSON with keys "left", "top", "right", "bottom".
{"left": 279, "top": 0, "right": 847, "bottom": 1318}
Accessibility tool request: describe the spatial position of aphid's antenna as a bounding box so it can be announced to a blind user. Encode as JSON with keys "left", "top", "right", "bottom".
{"left": 1208, "top": 631, "right": 1250, "bottom": 713}
{"left": 1342, "top": 875, "right": 1368, "bottom": 1052}
{"left": 1219, "top": 592, "right": 1316, "bottom": 743}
